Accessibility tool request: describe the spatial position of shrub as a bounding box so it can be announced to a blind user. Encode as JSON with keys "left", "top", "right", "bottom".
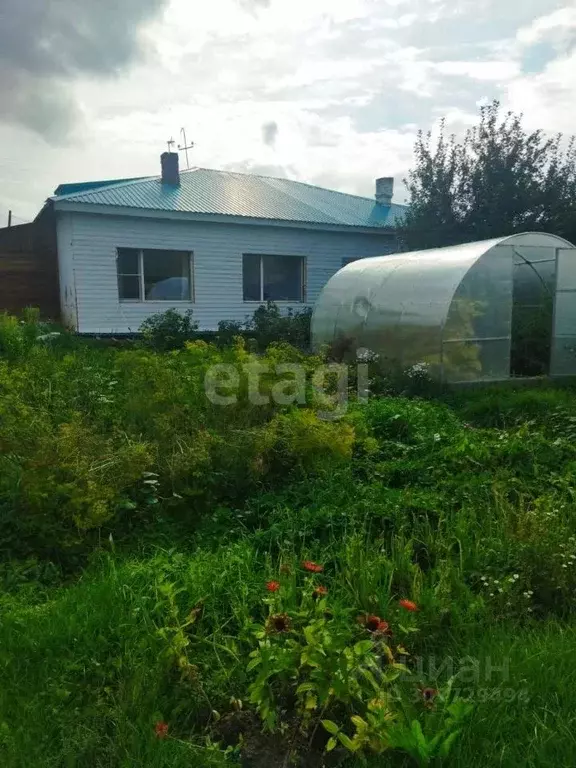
{"left": 142, "top": 303, "right": 311, "bottom": 352}
{"left": 245, "top": 301, "right": 312, "bottom": 350}
{"left": 215, "top": 319, "right": 244, "bottom": 347}
{"left": 139, "top": 309, "right": 199, "bottom": 351}
{"left": 216, "top": 302, "right": 312, "bottom": 351}
{"left": 0, "top": 410, "right": 152, "bottom": 556}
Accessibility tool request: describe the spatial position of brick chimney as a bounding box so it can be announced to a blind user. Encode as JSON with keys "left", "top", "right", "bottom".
{"left": 161, "top": 152, "right": 180, "bottom": 186}
{"left": 375, "top": 177, "right": 394, "bottom": 205}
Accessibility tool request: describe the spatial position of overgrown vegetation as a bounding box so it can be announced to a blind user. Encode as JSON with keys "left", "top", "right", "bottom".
{"left": 1, "top": 312, "right": 576, "bottom": 767}
{"left": 216, "top": 302, "right": 312, "bottom": 350}
{"left": 136, "top": 302, "right": 312, "bottom": 352}
{"left": 139, "top": 308, "right": 200, "bottom": 352}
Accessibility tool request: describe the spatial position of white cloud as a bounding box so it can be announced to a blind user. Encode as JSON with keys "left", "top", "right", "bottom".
{"left": 434, "top": 60, "right": 521, "bottom": 81}
{"left": 1, "top": 0, "right": 576, "bottom": 224}
{"left": 517, "top": 6, "right": 576, "bottom": 45}
{"left": 506, "top": 49, "right": 576, "bottom": 134}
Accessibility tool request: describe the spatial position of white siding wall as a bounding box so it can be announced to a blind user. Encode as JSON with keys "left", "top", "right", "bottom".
{"left": 57, "top": 211, "right": 397, "bottom": 333}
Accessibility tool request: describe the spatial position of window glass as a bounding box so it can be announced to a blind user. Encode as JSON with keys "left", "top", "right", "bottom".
{"left": 143, "top": 250, "right": 191, "bottom": 300}
{"left": 117, "top": 248, "right": 139, "bottom": 275}
{"left": 263, "top": 255, "right": 303, "bottom": 301}
{"left": 243, "top": 254, "right": 261, "bottom": 301}
{"left": 119, "top": 275, "right": 140, "bottom": 300}
{"left": 117, "top": 248, "right": 192, "bottom": 301}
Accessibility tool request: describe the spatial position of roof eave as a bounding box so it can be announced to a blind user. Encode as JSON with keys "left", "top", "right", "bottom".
{"left": 51, "top": 200, "right": 399, "bottom": 233}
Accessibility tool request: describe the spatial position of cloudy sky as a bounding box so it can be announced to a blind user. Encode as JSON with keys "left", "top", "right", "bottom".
{"left": 0, "top": 0, "right": 575, "bottom": 225}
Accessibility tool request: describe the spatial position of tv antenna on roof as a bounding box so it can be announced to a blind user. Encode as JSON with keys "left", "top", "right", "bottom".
{"left": 178, "top": 127, "right": 195, "bottom": 170}
{"left": 167, "top": 137, "right": 176, "bottom": 152}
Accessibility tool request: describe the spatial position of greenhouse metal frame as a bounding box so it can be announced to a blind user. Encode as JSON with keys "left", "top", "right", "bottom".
{"left": 312, "top": 232, "right": 576, "bottom": 383}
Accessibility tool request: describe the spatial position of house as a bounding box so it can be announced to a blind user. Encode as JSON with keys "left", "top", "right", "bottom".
{"left": 0, "top": 154, "right": 406, "bottom": 333}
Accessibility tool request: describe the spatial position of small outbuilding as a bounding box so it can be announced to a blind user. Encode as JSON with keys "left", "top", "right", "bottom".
{"left": 312, "top": 232, "right": 576, "bottom": 382}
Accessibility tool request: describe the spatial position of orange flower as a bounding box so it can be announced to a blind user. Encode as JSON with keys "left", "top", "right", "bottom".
{"left": 265, "top": 613, "right": 291, "bottom": 634}
{"left": 399, "top": 599, "right": 418, "bottom": 612}
{"left": 313, "top": 585, "right": 328, "bottom": 598}
{"left": 302, "top": 560, "right": 324, "bottom": 573}
{"left": 266, "top": 581, "right": 281, "bottom": 592}
{"left": 154, "top": 721, "right": 169, "bottom": 739}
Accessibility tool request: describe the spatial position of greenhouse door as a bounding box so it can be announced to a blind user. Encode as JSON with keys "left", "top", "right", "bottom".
{"left": 550, "top": 248, "right": 576, "bottom": 377}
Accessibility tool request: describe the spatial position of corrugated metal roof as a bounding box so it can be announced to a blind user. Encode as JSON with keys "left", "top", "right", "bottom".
{"left": 54, "top": 178, "right": 146, "bottom": 196}
{"left": 51, "top": 167, "right": 405, "bottom": 229}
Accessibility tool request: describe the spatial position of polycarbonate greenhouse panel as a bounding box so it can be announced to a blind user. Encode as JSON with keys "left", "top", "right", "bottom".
{"left": 443, "top": 245, "right": 513, "bottom": 343}
{"left": 553, "top": 292, "right": 576, "bottom": 335}
{"left": 442, "top": 339, "right": 511, "bottom": 383}
{"left": 551, "top": 248, "right": 576, "bottom": 376}
{"left": 555, "top": 248, "right": 576, "bottom": 290}
{"left": 312, "top": 232, "right": 576, "bottom": 383}
{"left": 550, "top": 337, "right": 576, "bottom": 376}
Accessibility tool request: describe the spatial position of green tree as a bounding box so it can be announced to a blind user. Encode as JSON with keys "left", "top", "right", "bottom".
{"left": 400, "top": 101, "right": 576, "bottom": 250}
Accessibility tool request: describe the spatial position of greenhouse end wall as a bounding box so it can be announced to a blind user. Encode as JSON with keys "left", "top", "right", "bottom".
{"left": 311, "top": 232, "right": 576, "bottom": 383}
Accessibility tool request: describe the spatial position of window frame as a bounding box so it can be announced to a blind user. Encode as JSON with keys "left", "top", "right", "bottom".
{"left": 242, "top": 253, "right": 307, "bottom": 303}
{"left": 116, "top": 248, "right": 194, "bottom": 303}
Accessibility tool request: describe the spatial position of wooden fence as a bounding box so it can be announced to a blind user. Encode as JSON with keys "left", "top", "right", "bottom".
{"left": 0, "top": 218, "right": 60, "bottom": 320}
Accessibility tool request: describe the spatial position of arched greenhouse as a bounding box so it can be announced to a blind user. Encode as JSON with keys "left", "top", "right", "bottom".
{"left": 312, "top": 232, "right": 576, "bottom": 383}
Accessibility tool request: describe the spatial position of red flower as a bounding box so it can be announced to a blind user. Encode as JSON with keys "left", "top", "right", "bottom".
{"left": 313, "top": 585, "right": 328, "bottom": 598}
{"left": 421, "top": 687, "right": 438, "bottom": 701}
{"left": 266, "top": 581, "right": 281, "bottom": 592}
{"left": 375, "top": 620, "right": 391, "bottom": 635}
{"left": 265, "top": 613, "right": 291, "bottom": 634}
{"left": 399, "top": 599, "right": 418, "bottom": 612}
{"left": 358, "top": 614, "right": 383, "bottom": 632}
{"left": 421, "top": 687, "right": 438, "bottom": 707}
{"left": 302, "top": 560, "right": 324, "bottom": 573}
{"left": 154, "top": 721, "right": 169, "bottom": 739}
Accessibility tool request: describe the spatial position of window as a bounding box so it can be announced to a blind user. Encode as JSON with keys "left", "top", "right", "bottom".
{"left": 242, "top": 254, "right": 305, "bottom": 302}
{"left": 117, "top": 248, "right": 192, "bottom": 301}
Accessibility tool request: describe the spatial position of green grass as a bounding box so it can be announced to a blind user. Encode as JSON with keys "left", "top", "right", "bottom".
{"left": 2, "top": 317, "right": 576, "bottom": 765}
{"left": 445, "top": 622, "right": 576, "bottom": 767}
{"left": 2, "top": 544, "right": 576, "bottom": 767}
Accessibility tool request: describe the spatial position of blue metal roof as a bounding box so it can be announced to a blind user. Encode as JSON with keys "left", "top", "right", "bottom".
{"left": 51, "top": 168, "right": 405, "bottom": 230}
{"left": 54, "top": 178, "right": 146, "bottom": 196}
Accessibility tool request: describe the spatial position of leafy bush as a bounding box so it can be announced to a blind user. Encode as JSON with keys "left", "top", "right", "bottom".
{"left": 245, "top": 301, "right": 312, "bottom": 350}
{"left": 139, "top": 302, "right": 312, "bottom": 352}
{"left": 215, "top": 319, "right": 244, "bottom": 347}
{"left": 216, "top": 301, "right": 312, "bottom": 351}
{"left": 139, "top": 308, "right": 199, "bottom": 351}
